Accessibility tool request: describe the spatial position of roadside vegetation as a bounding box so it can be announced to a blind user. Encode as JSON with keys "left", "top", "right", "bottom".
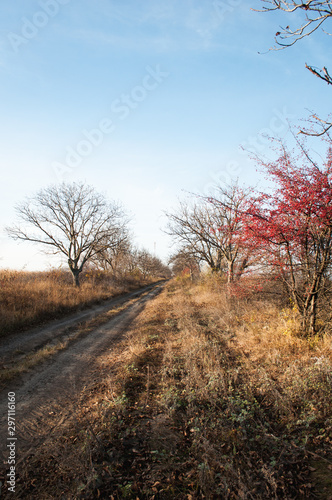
{"left": 0, "top": 258, "right": 169, "bottom": 337}
{"left": 16, "top": 275, "right": 332, "bottom": 499}
{"left": 167, "top": 135, "right": 332, "bottom": 338}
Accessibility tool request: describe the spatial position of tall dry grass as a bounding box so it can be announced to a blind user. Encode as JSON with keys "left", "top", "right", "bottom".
{"left": 154, "top": 275, "right": 332, "bottom": 497}
{"left": 0, "top": 268, "right": 150, "bottom": 336}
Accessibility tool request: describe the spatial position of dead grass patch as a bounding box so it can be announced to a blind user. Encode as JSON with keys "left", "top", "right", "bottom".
{"left": 0, "top": 269, "right": 152, "bottom": 336}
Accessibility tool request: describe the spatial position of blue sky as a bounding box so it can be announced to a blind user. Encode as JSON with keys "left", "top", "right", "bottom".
{"left": 0, "top": 0, "right": 331, "bottom": 269}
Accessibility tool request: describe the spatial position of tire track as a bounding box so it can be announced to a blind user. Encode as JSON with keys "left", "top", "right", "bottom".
{"left": 0, "top": 282, "right": 162, "bottom": 364}
{"left": 0, "top": 283, "right": 165, "bottom": 493}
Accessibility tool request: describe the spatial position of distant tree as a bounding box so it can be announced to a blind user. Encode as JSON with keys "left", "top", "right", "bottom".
{"left": 7, "top": 182, "right": 128, "bottom": 287}
{"left": 168, "top": 248, "right": 201, "bottom": 278}
{"left": 257, "top": 0, "right": 332, "bottom": 134}
{"left": 166, "top": 201, "right": 226, "bottom": 274}
{"left": 247, "top": 139, "right": 332, "bottom": 335}
{"left": 92, "top": 229, "right": 131, "bottom": 275}
{"left": 136, "top": 249, "right": 171, "bottom": 279}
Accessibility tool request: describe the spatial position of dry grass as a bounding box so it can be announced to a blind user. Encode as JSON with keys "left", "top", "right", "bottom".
{"left": 0, "top": 294, "right": 146, "bottom": 386}
{"left": 11, "top": 275, "right": 332, "bottom": 499}
{"left": 0, "top": 268, "right": 151, "bottom": 336}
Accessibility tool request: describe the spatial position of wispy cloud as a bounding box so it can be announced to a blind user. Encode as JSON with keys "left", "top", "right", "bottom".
{"left": 58, "top": 0, "right": 226, "bottom": 52}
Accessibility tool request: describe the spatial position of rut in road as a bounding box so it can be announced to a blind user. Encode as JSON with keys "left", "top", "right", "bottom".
{"left": 0, "top": 281, "right": 162, "bottom": 364}
{"left": 0, "top": 283, "right": 165, "bottom": 473}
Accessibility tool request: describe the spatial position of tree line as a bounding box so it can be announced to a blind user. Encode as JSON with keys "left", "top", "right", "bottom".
{"left": 6, "top": 182, "right": 170, "bottom": 287}
{"left": 166, "top": 136, "right": 332, "bottom": 336}
{"left": 7, "top": 132, "right": 332, "bottom": 337}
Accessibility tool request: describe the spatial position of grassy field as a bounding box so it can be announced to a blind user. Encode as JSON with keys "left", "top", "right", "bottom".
{"left": 16, "top": 275, "right": 332, "bottom": 499}
{"left": 0, "top": 268, "right": 152, "bottom": 336}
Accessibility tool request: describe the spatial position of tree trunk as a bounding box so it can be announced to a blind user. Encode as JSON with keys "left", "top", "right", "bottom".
{"left": 70, "top": 268, "right": 81, "bottom": 287}
{"left": 235, "top": 257, "right": 248, "bottom": 281}
{"left": 301, "top": 294, "right": 317, "bottom": 336}
{"left": 308, "top": 294, "right": 317, "bottom": 336}
{"left": 211, "top": 251, "right": 223, "bottom": 273}
{"left": 227, "top": 260, "right": 234, "bottom": 284}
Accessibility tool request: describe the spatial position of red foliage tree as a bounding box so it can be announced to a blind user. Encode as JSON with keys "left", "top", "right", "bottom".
{"left": 247, "top": 142, "right": 332, "bottom": 335}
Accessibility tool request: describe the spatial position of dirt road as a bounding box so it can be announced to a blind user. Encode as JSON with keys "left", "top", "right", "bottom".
{"left": 0, "top": 282, "right": 165, "bottom": 496}
{"left": 0, "top": 282, "right": 163, "bottom": 364}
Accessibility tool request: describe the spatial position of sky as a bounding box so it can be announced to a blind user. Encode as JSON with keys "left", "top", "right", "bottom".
{"left": 0, "top": 0, "right": 331, "bottom": 270}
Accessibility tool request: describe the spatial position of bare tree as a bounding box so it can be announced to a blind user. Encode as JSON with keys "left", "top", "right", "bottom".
{"left": 259, "top": 1, "right": 332, "bottom": 48}
{"left": 168, "top": 248, "right": 201, "bottom": 278}
{"left": 203, "top": 184, "right": 257, "bottom": 282}
{"left": 7, "top": 182, "right": 128, "bottom": 286}
{"left": 257, "top": 0, "right": 332, "bottom": 134}
{"left": 92, "top": 228, "right": 131, "bottom": 276}
{"left": 166, "top": 184, "right": 255, "bottom": 283}
{"left": 136, "top": 248, "right": 171, "bottom": 279}
{"left": 166, "top": 201, "right": 225, "bottom": 274}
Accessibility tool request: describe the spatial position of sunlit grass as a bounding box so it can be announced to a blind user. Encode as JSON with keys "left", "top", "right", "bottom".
{"left": 0, "top": 268, "right": 151, "bottom": 335}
